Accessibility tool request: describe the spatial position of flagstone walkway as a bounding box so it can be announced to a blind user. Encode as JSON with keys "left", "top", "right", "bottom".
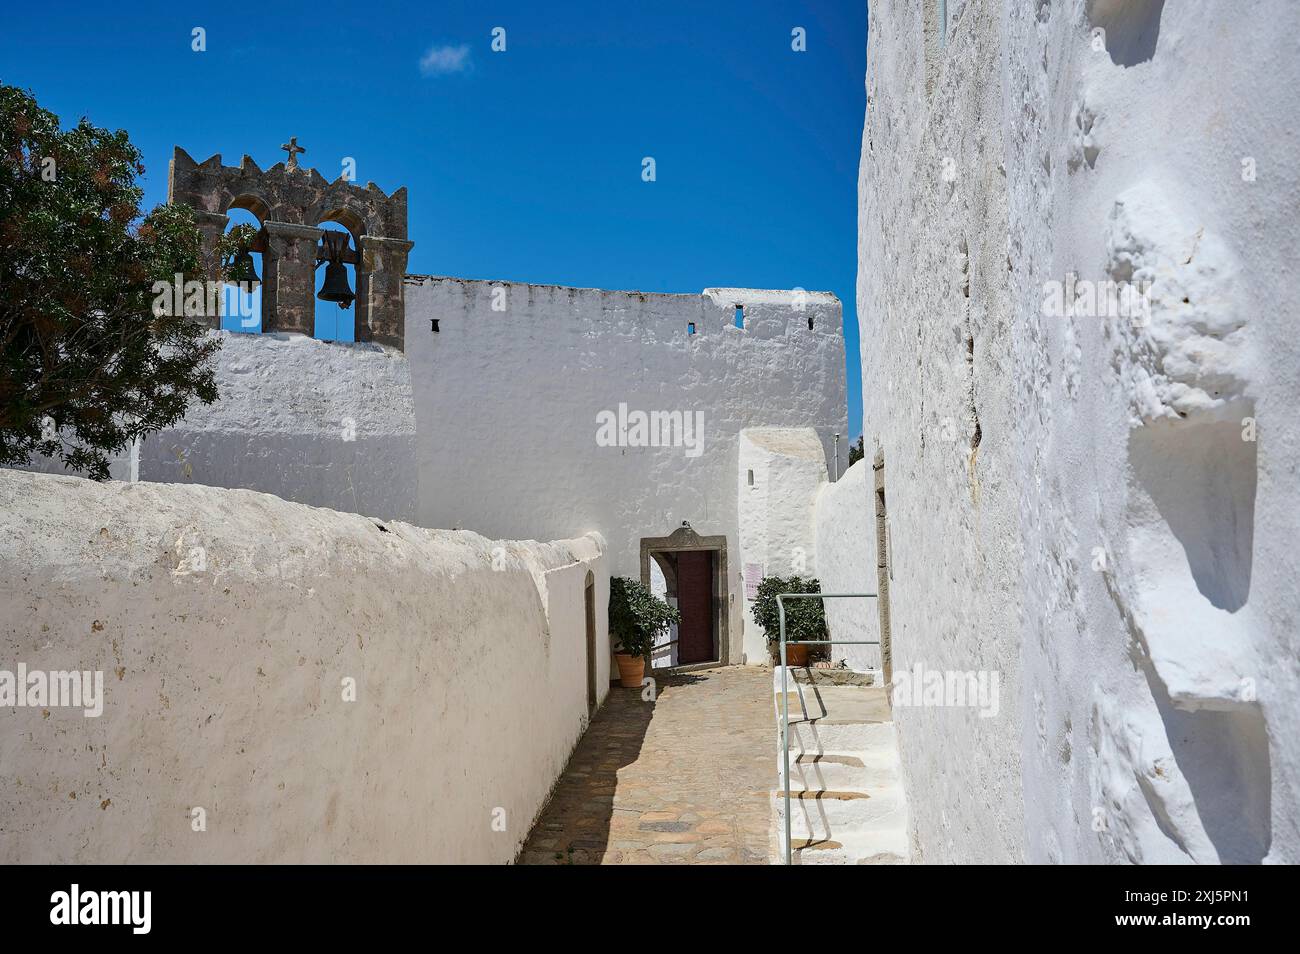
{"left": 518, "top": 666, "right": 776, "bottom": 865}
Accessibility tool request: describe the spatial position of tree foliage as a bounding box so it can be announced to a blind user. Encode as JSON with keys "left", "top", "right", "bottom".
{"left": 609, "top": 576, "right": 680, "bottom": 657}
{"left": 0, "top": 84, "right": 220, "bottom": 479}
{"left": 847, "top": 434, "right": 865, "bottom": 467}
{"left": 219, "top": 223, "right": 260, "bottom": 286}
{"left": 751, "top": 575, "right": 827, "bottom": 646}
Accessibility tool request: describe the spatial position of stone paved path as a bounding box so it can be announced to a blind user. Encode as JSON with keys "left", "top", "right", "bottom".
{"left": 519, "top": 666, "right": 776, "bottom": 864}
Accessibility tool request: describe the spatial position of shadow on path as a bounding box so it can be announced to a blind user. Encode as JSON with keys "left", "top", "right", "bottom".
{"left": 518, "top": 667, "right": 773, "bottom": 865}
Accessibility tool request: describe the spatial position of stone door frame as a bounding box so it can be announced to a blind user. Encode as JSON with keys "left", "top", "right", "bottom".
{"left": 639, "top": 525, "right": 729, "bottom": 670}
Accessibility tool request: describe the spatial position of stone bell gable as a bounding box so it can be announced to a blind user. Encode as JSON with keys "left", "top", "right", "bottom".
{"left": 167, "top": 146, "right": 413, "bottom": 350}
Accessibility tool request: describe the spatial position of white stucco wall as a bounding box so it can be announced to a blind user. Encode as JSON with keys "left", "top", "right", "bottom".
{"left": 25, "top": 280, "right": 848, "bottom": 670}
{"left": 811, "top": 460, "right": 880, "bottom": 671}
{"left": 0, "top": 469, "right": 607, "bottom": 864}
{"left": 133, "top": 331, "right": 419, "bottom": 522}
{"left": 856, "top": 0, "right": 1300, "bottom": 864}
{"left": 405, "top": 277, "right": 847, "bottom": 665}
{"left": 736, "top": 427, "right": 827, "bottom": 663}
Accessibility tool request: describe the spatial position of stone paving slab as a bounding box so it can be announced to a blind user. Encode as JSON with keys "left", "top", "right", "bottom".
{"left": 518, "top": 666, "right": 777, "bottom": 865}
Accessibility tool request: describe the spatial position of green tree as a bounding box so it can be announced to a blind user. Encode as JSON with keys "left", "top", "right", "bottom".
{"left": 0, "top": 84, "right": 220, "bottom": 479}
{"left": 847, "top": 434, "right": 865, "bottom": 467}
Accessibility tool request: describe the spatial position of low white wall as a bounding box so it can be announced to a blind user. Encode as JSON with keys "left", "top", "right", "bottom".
{"left": 0, "top": 470, "right": 606, "bottom": 864}
{"left": 812, "top": 460, "right": 880, "bottom": 671}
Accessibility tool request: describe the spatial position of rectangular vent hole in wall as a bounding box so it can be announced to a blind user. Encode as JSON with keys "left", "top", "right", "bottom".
{"left": 747, "top": 469, "right": 754, "bottom": 487}
{"left": 734, "top": 305, "right": 744, "bottom": 329}
{"left": 688, "top": 322, "right": 696, "bottom": 335}
{"left": 807, "top": 315, "right": 814, "bottom": 330}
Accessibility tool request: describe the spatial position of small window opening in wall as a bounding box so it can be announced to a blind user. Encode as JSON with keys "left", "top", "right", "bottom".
{"left": 688, "top": 322, "right": 696, "bottom": 335}
{"left": 430, "top": 318, "right": 440, "bottom": 333}
{"left": 747, "top": 469, "right": 754, "bottom": 487}
{"left": 734, "top": 305, "right": 744, "bottom": 329}
{"left": 807, "top": 315, "right": 815, "bottom": 331}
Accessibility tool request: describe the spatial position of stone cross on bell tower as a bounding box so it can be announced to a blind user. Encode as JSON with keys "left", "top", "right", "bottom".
{"left": 279, "top": 136, "right": 306, "bottom": 171}
{"left": 167, "top": 142, "right": 413, "bottom": 350}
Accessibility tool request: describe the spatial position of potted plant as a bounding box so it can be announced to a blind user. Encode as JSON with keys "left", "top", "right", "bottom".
{"left": 608, "top": 576, "right": 680, "bottom": 688}
{"left": 751, "top": 575, "right": 826, "bottom": 667}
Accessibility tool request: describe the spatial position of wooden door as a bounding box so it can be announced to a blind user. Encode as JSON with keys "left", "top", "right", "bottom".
{"left": 675, "top": 550, "right": 715, "bottom": 664}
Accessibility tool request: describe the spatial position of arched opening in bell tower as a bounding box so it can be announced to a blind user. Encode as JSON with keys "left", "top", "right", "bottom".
{"left": 221, "top": 200, "right": 267, "bottom": 334}
{"left": 313, "top": 209, "right": 364, "bottom": 343}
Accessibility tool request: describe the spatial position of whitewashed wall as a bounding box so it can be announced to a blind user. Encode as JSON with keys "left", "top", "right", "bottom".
{"left": 736, "top": 427, "right": 827, "bottom": 663}
{"left": 136, "top": 331, "right": 419, "bottom": 522}
{"left": 33, "top": 280, "right": 848, "bottom": 670}
{"left": 0, "top": 470, "right": 606, "bottom": 864}
{"left": 405, "top": 278, "right": 847, "bottom": 665}
{"left": 858, "top": 0, "right": 1300, "bottom": 864}
{"left": 811, "top": 460, "right": 880, "bottom": 671}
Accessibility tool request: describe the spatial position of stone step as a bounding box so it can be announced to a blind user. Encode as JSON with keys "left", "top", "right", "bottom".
{"left": 789, "top": 667, "right": 877, "bottom": 687}
{"left": 789, "top": 829, "right": 909, "bottom": 865}
{"left": 788, "top": 789, "right": 871, "bottom": 801}
{"left": 768, "top": 672, "right": 909, "bottom": 865}
{"left": 781, "top": 808, "right": 908, "bottom": 847}
{"left": 773, "top": 684, "right": 893, "bottom": 724}
{"left": 772, "top": 786, "right": 906, "bottom": 840}
{"left": 779, "top": 753, "right": 898, "bottom": 791}
{"left": 784, "top": 715, "right": 896, "bottom": 754}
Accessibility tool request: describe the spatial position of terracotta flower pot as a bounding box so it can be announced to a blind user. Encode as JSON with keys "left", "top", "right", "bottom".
{"left": 615, "top": 653, "right": 645, "bottom": 688}
{"left": 781, "top": 643, "right": 810, "bottom": 667}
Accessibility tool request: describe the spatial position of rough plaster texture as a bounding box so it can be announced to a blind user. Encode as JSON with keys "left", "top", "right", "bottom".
{"left": 137, "top": 331, "right": 418, "bottom": 523}
{"left": 856, "top": 0, "right": 1299, "bottom": 863}
{"left": 404, "top": 277, "right": 847, "bottom": 665}
{"left": 736, "top": 428, "right": 828, "bottom": 663}
{"left": 0, "top": 470, "right": 607, "bottom": 864}
{"left": 812, "top": 460, "right": 881, "bottom": 671}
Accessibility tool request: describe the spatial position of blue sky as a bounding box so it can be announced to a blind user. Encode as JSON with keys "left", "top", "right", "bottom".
{"left": 1, "top": 0, "right": 867, "bottom": 438}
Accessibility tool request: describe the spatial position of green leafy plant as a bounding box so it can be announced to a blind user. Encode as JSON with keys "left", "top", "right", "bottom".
{"left": 218, "top": 223, "right": 260, "bottom": 286}
{"left": 752, "top": 575, "right": 826, "bottom": 650}
{"left": 0, "top": 84, "right": 220, "bottom": 479}
{"left": 609, "top": 576, "right": 679, "bottom": 658}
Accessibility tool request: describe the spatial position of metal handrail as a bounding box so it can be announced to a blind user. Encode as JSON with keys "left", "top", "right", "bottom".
{"left": 776, "top": 592, "right": 879, "bottom": 866}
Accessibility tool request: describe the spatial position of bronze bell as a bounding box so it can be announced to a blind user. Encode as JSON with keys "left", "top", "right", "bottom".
{"left": 317, "top": 260, "right": 354, "bottom": 309}
{"left": 316, "top": 231, "right": 355, "bottom": 309}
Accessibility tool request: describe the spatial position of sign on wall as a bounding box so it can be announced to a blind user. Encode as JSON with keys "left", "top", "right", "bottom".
{"left": 744, "top": 562, "right": 764, "bottom": 601}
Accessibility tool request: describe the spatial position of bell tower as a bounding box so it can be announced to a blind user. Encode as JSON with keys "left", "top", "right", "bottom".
{"left": 167, "top": 141, "right": 413, "bottom": 350}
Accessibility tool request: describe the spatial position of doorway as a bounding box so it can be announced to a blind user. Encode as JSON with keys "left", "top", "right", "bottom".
{"left": 873, "top": 453, "right": 893, "bottom": 686}
{"left": 584, "top": 571, "right": 597, "bottom": 715}
{"left": 675, "top": 550, "right": 715, "bottom": 663}
{"left": 639, "top": 525, "right": 729, "bottom": 670}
